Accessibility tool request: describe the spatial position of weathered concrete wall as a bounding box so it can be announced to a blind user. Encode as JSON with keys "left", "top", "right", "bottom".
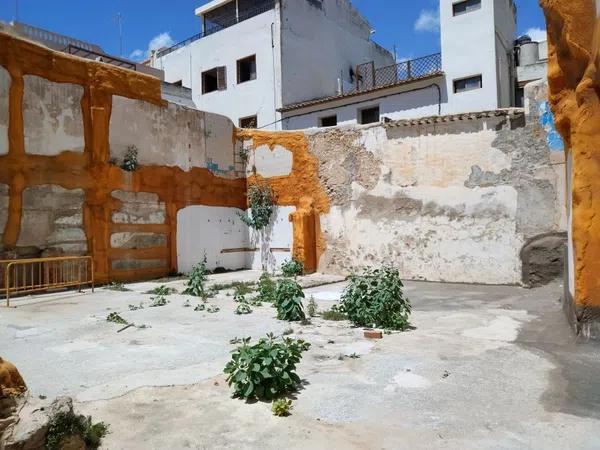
{"left": 0, "top": 66, "right": 8, "bottom": 155}
{"left": 0, "top": 32, "right": 246, "bottom": 283}
{"left": 541, "top": 0, "right": 600, "bottom": 337}
{"left": 23, "top": 76, "right": 85, "bottom": 155}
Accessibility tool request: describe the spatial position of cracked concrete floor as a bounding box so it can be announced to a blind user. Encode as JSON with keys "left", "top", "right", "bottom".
{"left": 2, "top": 272, "right": 600, "bottom": 449}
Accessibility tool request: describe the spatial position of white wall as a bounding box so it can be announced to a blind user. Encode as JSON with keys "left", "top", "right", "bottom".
{"left": 177, "top": 205, "right": 249, "bottom": 273}
{"left": 154, "top": 9, "right": 280, "bottom": 130}
{"left": 283, "top": 79, "right": 445, "bottom": 130}
{"left": 441, "top": 0, "right": 506, "bottom": 113}
{"left": 494, "top": 0, "right": 517, "bottom": 108}
{"left": 247, "top": 205, "right": 295, "bottom": 272}
{"left": 280, "top": 0, "right": 395, "bottom": 106}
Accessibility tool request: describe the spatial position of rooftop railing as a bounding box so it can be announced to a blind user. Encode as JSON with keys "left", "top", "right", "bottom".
{"left": 353, "top": 53, "right": 443, "bottom": 94}
{"left": 156, "top": 2, "right": 274, "bottom": 59}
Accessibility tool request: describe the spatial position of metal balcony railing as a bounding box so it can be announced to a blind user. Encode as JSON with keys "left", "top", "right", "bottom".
{"left": 353, "top": 53, "right": 443, "bottom": 94}
{"left": 156, "top": 2, "right": 274, "bottom": 59}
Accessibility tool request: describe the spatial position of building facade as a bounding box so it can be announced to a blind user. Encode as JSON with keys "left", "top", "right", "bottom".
{"left": 151, "top": 0, "right": 395, "bottom": 130}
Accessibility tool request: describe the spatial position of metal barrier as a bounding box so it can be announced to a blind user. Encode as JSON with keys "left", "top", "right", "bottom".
{"left": 1, "top": 256, "right": 94, "bottom": 307}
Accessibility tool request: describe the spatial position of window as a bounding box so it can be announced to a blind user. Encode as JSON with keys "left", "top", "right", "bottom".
{"left": 452, "top": 0, "right": 481, "bottom": 16}
{"left": 239, "top": 115, "right": 258, "bottom": 129}
{"left": 202, "top": 66, "right": 227, "bottom": 94}
{"left": 359, "top": 106, "right": 380, "bottom": 125}
{"left": 237, "top": 55, "right": 257, "bottom": 83}
{"left": 319, "top": 115, "right": 337, "bottom": 127}
{"left": 453, "top": 75, "right": 483, "bottom": 93}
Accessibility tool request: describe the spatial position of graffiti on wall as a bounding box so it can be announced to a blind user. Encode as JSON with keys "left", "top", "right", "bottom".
{"left": 539, "top": 101, "right": 565, "bottom": 152}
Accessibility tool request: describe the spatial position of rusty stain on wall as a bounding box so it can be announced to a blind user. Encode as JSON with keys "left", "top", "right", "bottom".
{"left": 0, "top": 32, "right": 246, "bottom": 283}
{"left": 542, "top": 0, "right": 600, "bottom": 316}
{"left": 235, "top": 129, "right": 330, "bottom": 272}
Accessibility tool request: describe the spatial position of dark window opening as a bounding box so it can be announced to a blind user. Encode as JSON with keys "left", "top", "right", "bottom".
{"left": 359, "top": 106, "right": 380, "bottom": 125}
{"left": 453, "top": 0, "right": 481, "bottom": 16}
{"left": 239, "top": 115, "right": 258, "bottom": 129}
{"left": 202, "top": 66, "right": 227, "bottom": 94}
{"left": 453, "top": 75, "right": 483, "bottom": 93}
{"left": 319, "top": 115, "right": 337, "bottom": 127}
{"left": 237, "top": 55, "right": 257, "bottom": 83}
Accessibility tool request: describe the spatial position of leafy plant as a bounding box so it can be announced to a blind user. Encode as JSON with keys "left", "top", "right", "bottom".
{"left": 307, "top": 296, "right": 318, "bottom": 318}
{"left": 104, "top": 282, "right": 130, "bottom": 292}
{"left": 340, "top": 266, "right": 411, "bottom": 330}
{"left": 149, "top": 295, "right": 168, "bottom": 307}
{"left": 233, "top": 282, "right": 255, "bottom": 296}
{"left": 234, "top": 292, "right": 246, "bottom": 304}
{"left": 128, "top": 303, "right": 145, "bottom": 311}
{"left": 239, "top": 182, "right": 274, "bottom": 231}
{"left": 272, "top": 399, "right": 292, "bottom": 417}
{"left": 257, "top": 272, "right": 276, "bottom": 303}
{"left": 223, "top": 333, "right": 310, "bottom": 400}
{"left": 184, "top": 255, "right": 209, "bottom": 297}
{"left": 146, "top": 285, "right": 176, "bottom": 296}
{"left": 194, "top": 304, "right": 206, "bottom": 312}
{"left": 281, "top": 258, "right": 304, "bottom": 278}
{"left": 207, "top": 305, "right": 220, "bottom": 313}
{"left": 235, "top": 303, "right": 252, "bottom": 315}
{"left": 45, "top": 411, "right": 108, "bottom": 450}
{"left": 121, "top": 145, "right": 138, "bottom": 172}
{"left": 106, "top": 312, "right": 128, "bottom": 325}
{"left": 275, "top": 279, "right": 306, "bottom": 322}
{"left": 320, "top": 305, "right": 347, "bottom": 321}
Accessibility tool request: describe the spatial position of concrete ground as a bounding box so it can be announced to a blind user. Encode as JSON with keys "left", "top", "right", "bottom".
{"left": 2, "top": 272, "right": 600, "bottom": 449}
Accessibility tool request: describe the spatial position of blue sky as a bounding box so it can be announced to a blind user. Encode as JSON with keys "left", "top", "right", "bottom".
{"left": 1, "top": 0, "right": 547, "bottom": 61}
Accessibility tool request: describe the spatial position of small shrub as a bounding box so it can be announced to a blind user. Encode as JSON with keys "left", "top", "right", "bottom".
{"left": 45, "top": 411, "right": 109, "bottom": 450}
{"left": 234, "top": 292, "right": 246, "bottom": 303}
{"left": 340, "top": 266, "right": 411, "bottom": 330}
{"left": 146, "top": 285, "right": 176, "bottom": 296}
{"left": 207, "top": 305, "right": 220, "bottom": 313}
{"left": 272, "top": 399, "right": 292, "bottom": 417}
{"left": 320, "top": 305, "right": 347, "bottom": 321}
{"left": 247, "top": 296, "right": 263, "bottom": 307}
{"left": 257, "top": 272, "right": 276, "bottom": 303}
{"left": 149, "top": 295, "right": 168, "bottom": 307}
{"left": 128, "top": 303, "right": 145, "bottom": 311}
{"left": 307, "top": 296, "right": 318, "bottom": 318}
{"left": 184, "top": 255, "right": 209, "bottom": 297}
{"left": 194, "top": 303, "right": 206, "bottom": 312}
{"left": 239, "top": 182, "right": 274, "bottom": 231}
{"left": 224, "top": 333, "right": 310, "bottom": 400}
{"left": 104, "top": 282, "right": 130, "bottom": 292}
{"left": 235, "top": 303, "right": 252, "bottom": 315}
{"left": 106, "top": 312, "right": 128, "bottom": 325}
{"left": 233, "top": 282, "right": 255, "bottom": 296}
{"left": 281, "top": 258, "right": 304, "bottom": 278}
{"left": 121, "top": 145, "right": 138, "bottom": 172}
{"left": 275, "top": 279, "right": 306, "bottom": 322}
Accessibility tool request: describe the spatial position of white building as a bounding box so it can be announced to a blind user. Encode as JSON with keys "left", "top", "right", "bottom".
{"left": 282, "top": 0, "right": 519, "bottom": 129}
{"left": 515, "top": 35, "right": 549, "bottom": 106}
{"left": 151, "top": 0, "right": 395, "bottom": 130}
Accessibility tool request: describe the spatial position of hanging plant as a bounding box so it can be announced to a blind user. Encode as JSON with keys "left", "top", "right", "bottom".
{"left": 239, "top": 182, "right": 274, "bottom": 231}
{"left": 121, "top": 145, "right": 139, "bottom": 172}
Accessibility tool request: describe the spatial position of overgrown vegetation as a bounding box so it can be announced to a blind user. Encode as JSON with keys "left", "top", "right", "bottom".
{"left": 257, "top": 272, "right": 276, "bottom": 303}
{"left": 224, "top": 333, "right": 310, "bottom": 400}
{"left": 106, "top": 312, "right": 128, "bottom": 325}
{"left": 183, "top": 255, "right": 209, "bottom": 298}
{"left": 340, "top": 266, "right": 411, "bottom": 330}
{"left": 149, "top": 294, "right": 169, "bottom": 307}
{"left": 272, "top": 399, "right": 292, "bottom": 417}
{"left": 104, "top": 282, "right": 130, "bottom": 292}
{"left": 320, "top": 305, "right": 347, "bottom": 321}
{"left": 145, "top": 285, "right": 177, "bottom": 296}
{"left": 307, "top": 296, "right": 318, "bottom": 318}
{"left": 239, "top": 182, "right": 274, "bottom": 231}
{"left": 121, "top": 145, "right": 139, "bottom": 172}
{"left": 274, "top": 279, "right": 306, "bottom": 322}
{"left": 281, "top": 258, "right": 304, "bottom": 278}
{"left": 233, "top": 282, "right": 255, "bottom": 296}
{"left": 45, "top": 411, "right": 109, "bottom": 450}
{"left": 128, "top": 302, "right": 145, "bottom": 311}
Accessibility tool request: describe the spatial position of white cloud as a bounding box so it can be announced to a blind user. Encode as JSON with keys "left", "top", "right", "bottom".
{"left": 414, "top": 9, "right": 440, "bottom": 33}
{"left": 129, "top": 32, "right": 175, "bottom": 61}
{"left": 523, "top": 27, "right": 547, "bottom": 42}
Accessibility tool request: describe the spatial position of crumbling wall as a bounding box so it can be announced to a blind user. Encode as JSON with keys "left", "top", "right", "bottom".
{"left": 0, "top": 32, "right": 246, "bottom": 282}
{"left": 541, "top": 0, "right": 600, "bottom": 337}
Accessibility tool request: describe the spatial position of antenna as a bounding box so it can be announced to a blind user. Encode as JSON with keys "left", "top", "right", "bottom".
{"left": 114, "top": 12, "right": 123, "bottom": 56}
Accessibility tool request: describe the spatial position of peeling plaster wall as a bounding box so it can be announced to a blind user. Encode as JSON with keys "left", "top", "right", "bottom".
{"left": 0, "top": 66, "right": 8, "bottom": 155}
{"left": 0, "top": 184, "right": 8, "bottom": 249}
{"left": 306, "top": 109, "right": 565, "bottom": 285}
{"left": 22, "top": 76, "right": 85, "bottom": 155}
{"left": 16, "top": 185, "right": 86, "bottom": 256}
